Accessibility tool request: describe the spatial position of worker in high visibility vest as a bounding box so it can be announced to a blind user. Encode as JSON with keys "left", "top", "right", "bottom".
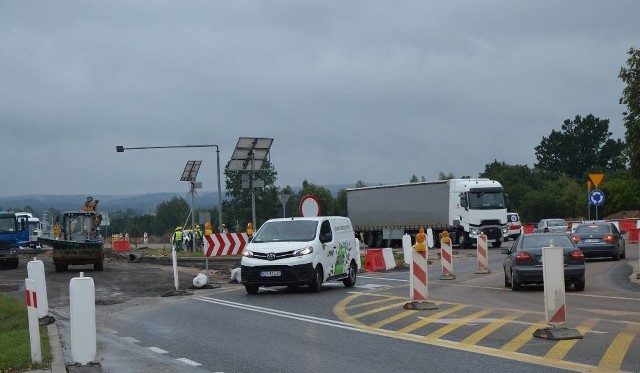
{"left": 171, "top": 226, "right": 183, "bottom": 252}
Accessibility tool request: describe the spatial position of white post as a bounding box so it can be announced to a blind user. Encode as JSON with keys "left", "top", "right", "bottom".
{"left": 172, "top": 246, "right": 179, "bottom": 290}
{"left": 70, "top": 272, "right": 96, "bottom": 365}
{"left": 25, "top": 278, "right": 41, "bottom": 364}
{"left": 27, "top": 258, "right": 49, "bottom": 318}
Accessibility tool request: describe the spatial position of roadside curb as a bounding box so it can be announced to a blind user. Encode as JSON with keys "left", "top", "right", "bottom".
{"left": 48, "top": 322, "right": 66, "bottom": 373}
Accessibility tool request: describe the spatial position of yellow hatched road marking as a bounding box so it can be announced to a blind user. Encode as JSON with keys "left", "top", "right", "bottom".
{"left": 461, "top": 311, "right": 524, "bottom": 345}
{"left": 545, "top": 318, "right": 598, "bottom": 360}
{"left": 397, "top": 305, "right": 468, "bottom": 334}
{"left": 502, "top": 322, "right": 547, "bottom": 352}
{"left": 426, "top": 309, "right": 494, "bottom": 340}
{"left": 350, "top": 301, "right": 409, "bottom": 319}
{"left": 371, "top": 310, "right": 417, "bottom": 329}
{"left": 346, "top": 295, "right": 407, "bottom": 310}
{"left": 599, "top": 323, "right": 639, "bottom": 370}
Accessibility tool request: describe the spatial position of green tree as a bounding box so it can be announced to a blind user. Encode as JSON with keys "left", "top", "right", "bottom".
{"left": 334, "top": 188, "right": 348, "bottom": 217}
{"left": 289, "top": 180, "right": 336, "bottom": 216}
{"left": 223, "top": 159, "right": 279, "bottom": 231}
{"left": 438, "top": 171, "right": 455, "bottom": 180}
{"left": 155, "top": 197, "right": 190, "bottom": 235}
{"left": 534, "top": 114, "right": 626, "bottom": 179}
{"left": 480, "top": 160, "right": 535, "bottom": 214}
{"left": 409, "top": 175, "right": 419, "bottom": 182}
{"left": 619, "top": 47, "right": 640, "bottom": 177}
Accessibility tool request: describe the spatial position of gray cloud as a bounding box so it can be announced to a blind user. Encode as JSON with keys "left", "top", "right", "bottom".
{"left": 0, "top": 0, "right": 636, "bottom": 196}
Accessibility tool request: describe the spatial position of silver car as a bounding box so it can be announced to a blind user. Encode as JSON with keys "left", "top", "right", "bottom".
{"left": 534, "top": 218, "right": 569, "bottom": 233}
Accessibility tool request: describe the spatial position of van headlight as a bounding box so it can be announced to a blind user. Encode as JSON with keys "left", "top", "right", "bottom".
{"left": 292, "top": 246, "right": 313, "bottom": 256}
{"left": 242, "top": 249, "right": 254, "bottom": 258}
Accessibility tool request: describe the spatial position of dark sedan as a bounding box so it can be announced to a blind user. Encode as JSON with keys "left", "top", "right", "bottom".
{"left": 501, "top": 232, "right": 585, "bottom": 291}
{"left": 571, "top": 222, "right": 626, "bottom": 260}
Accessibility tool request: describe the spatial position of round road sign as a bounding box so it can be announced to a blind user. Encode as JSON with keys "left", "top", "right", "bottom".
{"left": 588, "top": 189, "right": 605, "bottom": 206}
{"left": 298, "top": 194, "right": 322, "bottom": 217}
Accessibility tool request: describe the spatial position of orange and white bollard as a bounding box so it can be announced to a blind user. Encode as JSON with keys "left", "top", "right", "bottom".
{"left": 403, "top": 229, "right": 437, "bottom": 310}
{"left": 439, "top": 231, "right": 456, "bottom": 280}
{"left": 475, "top": 233, "right": 491, "bottom": 274}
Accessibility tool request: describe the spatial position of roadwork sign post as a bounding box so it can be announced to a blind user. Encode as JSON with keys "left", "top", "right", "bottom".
{"left": 533, "top": 245, "right": 582, "bottom": 341}
{"left": 475, "top": 233, "right": 490, "bottom": 274}
{"left": 439, "top": 231, "right": 456, "bottom": 280}
{"left": 403, "top": 230, "right": 437, "bottom": 310}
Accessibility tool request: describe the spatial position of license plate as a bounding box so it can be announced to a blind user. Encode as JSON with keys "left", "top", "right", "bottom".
{"left": 585, "top": 239, "right": 599, "bottom": 243}
{"left": 260, "top": 271, "right": 281, "bottom": 277}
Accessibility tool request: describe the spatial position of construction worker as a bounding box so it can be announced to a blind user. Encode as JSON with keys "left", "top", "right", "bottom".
{"left": 194, "top": 224, "right": 203, "bottom": 252}
{"left": 53, "top": 222, "right": 61, "bottom": 239}
{"left": 171, "top": 226, "right": 183, "bottom": 252}
{"left": 184, "top": 226, "right": 193, "bottom": 252}
{"left": 221, "top": 224, "right": 228, "bottom": 234}
{"left": 247, "top": 222, "right": 253, "bottom": 237}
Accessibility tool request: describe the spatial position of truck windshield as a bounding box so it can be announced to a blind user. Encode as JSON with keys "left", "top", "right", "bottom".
{"left": 468, "top": 191, "right": 505, "bottom": 209}
{"left": 252, "top": 220, "right": 318, "bottom": 243}
{"left": 0, "top": 217, "right": 15, "bottom": 233}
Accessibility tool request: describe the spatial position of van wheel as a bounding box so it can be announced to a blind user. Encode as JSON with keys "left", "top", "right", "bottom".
{"left": 342, "top": 261, "right": 357, "bottom": 287}
{"left": 309, "top": 265, "right": 323, "bottom": 292}
{"left": 245, "top": 284, "right": 259, "bottom": 294}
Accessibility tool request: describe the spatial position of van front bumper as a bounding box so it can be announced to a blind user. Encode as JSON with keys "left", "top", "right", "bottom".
{"left": 241, "top": 263, "right": 315, "bottom": 287}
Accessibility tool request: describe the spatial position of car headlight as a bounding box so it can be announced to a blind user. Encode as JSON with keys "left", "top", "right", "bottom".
{"left": 292, "top": 246, "right": 314, "bottom": 256}
{"left": 242, "top": 249, "right": 254, "bottom": 258}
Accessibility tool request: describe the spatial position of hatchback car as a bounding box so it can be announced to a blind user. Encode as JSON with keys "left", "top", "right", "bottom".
{"left": 501, "top": 232, "right": 585, "bottom": 291}
{"left": 571, "top": 222, "right": 626, "bottom": 260}
{"left": 534, "top": 218, "right": 569, "bottom": 233}
{"left": 504, "top": 212, "right": 522, "bottom": 240}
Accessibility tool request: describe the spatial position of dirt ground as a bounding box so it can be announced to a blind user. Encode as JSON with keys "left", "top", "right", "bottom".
{"left": 0, "top": 248, "right": 241, "bottom": 311}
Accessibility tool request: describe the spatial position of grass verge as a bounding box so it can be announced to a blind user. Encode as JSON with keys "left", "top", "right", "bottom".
{"left": 0, "top": 293, "right": 52, "bottom": 372}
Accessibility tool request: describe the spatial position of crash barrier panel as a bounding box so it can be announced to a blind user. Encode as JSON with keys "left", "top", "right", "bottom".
{"left": 112, "top": 238, "right": 130, "bottom": 252}
{"left": 204, "top": 233, "right": 249, "bottom": 256}
{"left": 523, "top": 225, "right": 535, "bottom": 234}
{"left": 475, "top": 233, "right": 490, "bottom": 274}
{"left": 439, "top": 231, "right": 455, "bottom": 280}
{"left": 628, "top": 228, "right": 640, "bottom": 244}
{"left": 382, "top": 248, "right": 396, "bottom": 270}
{"left": 620, "top": 219, "right": 639, "bottom": 232}
{"left": 364, "top": 248, "right": 386, "bottom": 272}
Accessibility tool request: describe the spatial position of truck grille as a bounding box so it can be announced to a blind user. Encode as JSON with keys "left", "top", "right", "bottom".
{"left": 484, "top": 227, "right": 502, "bottom": 239}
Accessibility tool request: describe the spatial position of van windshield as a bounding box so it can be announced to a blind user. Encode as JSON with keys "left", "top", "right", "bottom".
{"left": 252, "top": 220, "right": 318, "bottom": 243}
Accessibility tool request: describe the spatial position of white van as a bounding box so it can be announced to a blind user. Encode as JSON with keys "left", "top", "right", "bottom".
{"left": 240, "top": 216, "right": 360, "bottom": 294}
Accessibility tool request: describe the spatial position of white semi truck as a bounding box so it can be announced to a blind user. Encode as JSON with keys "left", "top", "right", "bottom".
{"left": 346, "top": 178, "right": 508, "bottom": 248}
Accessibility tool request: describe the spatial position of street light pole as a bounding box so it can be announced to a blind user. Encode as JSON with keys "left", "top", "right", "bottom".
{"left": 116, "top": 144, "right": 223, "bottom": 231}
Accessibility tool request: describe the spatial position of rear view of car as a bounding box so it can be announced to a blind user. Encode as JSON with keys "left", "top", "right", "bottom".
{"left": 534, "top": 218, "right": 569, "bottom": 233}
{"left": 501, "top": 232, "right": 585, "bottom": 291}
{"left": 571, "top": 222, "right": 626, "bottom": 260}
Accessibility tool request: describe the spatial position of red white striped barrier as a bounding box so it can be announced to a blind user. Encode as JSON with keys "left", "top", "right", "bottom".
{"left": 412, "top": 249, "right": 428, "bottom": 301}
{"left": 475, "top": 233, "right": 491, "bottom": 274}
{"left": 204, "top": 233, "right": 249, "bottom": 257}
{"left": 25, "top": 278, "right": 42, "bottom": 363}
{"left": 439, "top": 231, "right": 456, "bottom": 280}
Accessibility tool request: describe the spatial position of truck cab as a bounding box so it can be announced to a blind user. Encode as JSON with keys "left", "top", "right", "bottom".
{"left": 0, "top": 211, "right": 26, "bottom": 269}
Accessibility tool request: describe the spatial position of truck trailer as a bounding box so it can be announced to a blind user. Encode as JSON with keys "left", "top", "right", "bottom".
{"left": 346, "top": 178, "right": 508, "bottom": 249}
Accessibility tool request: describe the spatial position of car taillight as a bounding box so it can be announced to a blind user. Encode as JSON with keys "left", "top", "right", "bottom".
{"left": 515, "top": 252, "right": 532, "bottom": 263}
{"left": 603, "top": 235, "right": 616, "bottom": 243}
{"left": 570, "top": 249, "right": 585, "bottom": 261}
{"left": 571, "top": 235, "right": 581, "bottom": 243}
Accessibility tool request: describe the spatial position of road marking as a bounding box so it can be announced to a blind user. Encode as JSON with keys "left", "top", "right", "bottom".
{"left": 599, "top": 323, "right": 639, "bottom": 370}
{"left": 545, "top": 318, "right": 598, "bottom": 360}
{"left": 120, "top": 337, "right": 139, "bottom": 343}
{"left": 399, "top": 305, "right": 468, "bottom": 334}
{"left": 176, "top": 358, "right": 201, "bottom": 366}
{"left": 148, "top": 347, "right": 168, "bottom": 354}
{"left": 370, "top": 310, "right": 417, "bottom": 329}
{"left": 355, "top": 284, "right": 391, "bottom": 289}
{"left": 461, "top": 311, "right": 524, "bottom": 345}
{"left": 502, "top": 322, "right": 547, "bottom": 352}
{"left": 427, "top": 309, "right": 494, "bottom": 339}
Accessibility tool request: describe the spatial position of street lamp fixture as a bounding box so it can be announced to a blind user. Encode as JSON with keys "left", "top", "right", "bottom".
{"left": 116, "top": 144, "right": 223, "bottom": 231}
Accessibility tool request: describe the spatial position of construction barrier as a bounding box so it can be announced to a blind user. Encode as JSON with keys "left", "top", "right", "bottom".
{"left": 112, "top": 239, "right": 130, "bottom": 252}
{"left": 620, "top": 219, "right": 639, "bottom": 233}
{"left": 475, "top": 233, "right": 490, "bottom": 274}
{"left": 382, "top": 248, "right": 396, "bottom": 270}
{"left": 203, "top": 233, "right": 249, "bottom": 257}
{"left": 412, "top": 249, "right": 428, "bottom": 301}
{"left": 523, "top": 225, "right": 535, "bottom": 234}
{"left": 364, "top": 249, "right": 386, "bottom": 272}
{"left": 439, "top": 231, "right": 455, "bottom": 280}
{"left": 628, "top": 229, "right": 640, "bottom": 244}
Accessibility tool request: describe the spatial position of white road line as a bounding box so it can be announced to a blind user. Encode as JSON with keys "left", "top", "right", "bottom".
{"left": 120, "top": 337, "right": 140, "bottom": 343}
{"left": 360, "top": 275, "right": 409, "bottom": 282}
{"left": 148, "top": 347, "right": 168, "bottom": 354}
{"left": 176, "top": 358, "right": 202, "bottom": 366}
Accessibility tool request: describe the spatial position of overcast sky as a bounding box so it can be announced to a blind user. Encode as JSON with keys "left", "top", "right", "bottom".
{"left": 1, "top": 1, "right": 638, "bottom": 197}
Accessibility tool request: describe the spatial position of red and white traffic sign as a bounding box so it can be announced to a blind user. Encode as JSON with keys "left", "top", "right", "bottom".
{"left": 204, "top": 233, "right": 249, "bottom": 257}
{"left": 298, "top": 194, "right": 321, "bottom": 217}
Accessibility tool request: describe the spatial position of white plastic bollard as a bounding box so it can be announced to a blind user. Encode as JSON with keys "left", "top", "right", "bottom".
{"left": 24, "top": 278, "right": 42, "bottom": 364}
{"left": 27, "top": 258, "right": 49, "bottom": 318}
{"left": 70, "top": 272, "right": 96, "bottom": 365}
{"left": 172, "top": 246, "right": 179, "bottom": 290}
